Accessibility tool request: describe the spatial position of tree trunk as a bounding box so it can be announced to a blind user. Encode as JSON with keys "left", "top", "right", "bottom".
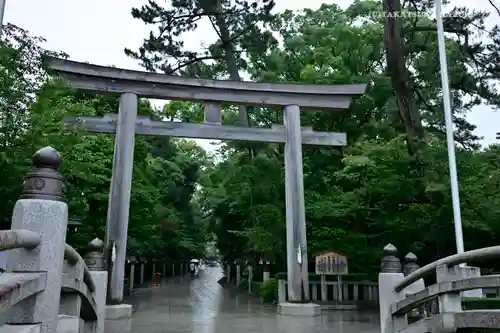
{"left": 382, "top": 0, "right": 427, "bottom": 176}
{"left": 214, "top": 1, "right": 250, "bottom": 128}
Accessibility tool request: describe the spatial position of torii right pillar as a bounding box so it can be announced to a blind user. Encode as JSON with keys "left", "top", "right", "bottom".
{"left": 279, "top": 104, "right": 321, "bottom": 316}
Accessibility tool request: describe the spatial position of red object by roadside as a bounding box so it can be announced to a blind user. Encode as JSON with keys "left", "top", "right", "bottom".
{"left": 154, "top": 272, "right": 161, "bottom": 285}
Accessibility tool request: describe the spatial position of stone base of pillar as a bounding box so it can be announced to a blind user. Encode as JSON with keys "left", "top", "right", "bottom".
{"left": 277, "top": 302, "right": 321, "bottom": 316}
{"left": 57, "top": 314, "right": 83, "bottom": 333}
{"left": 104, "top": 304, "right": 133, "bottom": 333}
{"left": 3, "top": 325, "right": 40, "bottom": 333}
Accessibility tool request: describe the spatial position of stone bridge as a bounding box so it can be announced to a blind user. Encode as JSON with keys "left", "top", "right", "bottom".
{"left": 1, "top": 147, "right": 500, "bottom": 333}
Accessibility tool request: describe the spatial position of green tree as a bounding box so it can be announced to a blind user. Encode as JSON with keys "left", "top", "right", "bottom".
{"left": 125, "top": 0, "right": 277, "bottom": 127}
{"left": 0, "top": 26, "right": 208, "bottom": 260}
{"left": 201, "top": 2, "right": 500, "bottom": 277}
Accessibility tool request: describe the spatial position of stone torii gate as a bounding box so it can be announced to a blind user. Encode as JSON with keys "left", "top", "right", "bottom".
{"left": 46, "top": 57, "right": 366, "bottom": 314}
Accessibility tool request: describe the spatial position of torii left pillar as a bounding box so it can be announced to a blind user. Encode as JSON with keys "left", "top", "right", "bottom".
{"left": 104, "top": 93, "right": 137, "bottom": 333}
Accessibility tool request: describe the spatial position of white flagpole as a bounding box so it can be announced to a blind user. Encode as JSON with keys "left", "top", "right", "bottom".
{"left": 0, "top": 0, "right": 5, "bottom": 35}
{"left": 435, "top": 0, "right": 465, "bottom": 254}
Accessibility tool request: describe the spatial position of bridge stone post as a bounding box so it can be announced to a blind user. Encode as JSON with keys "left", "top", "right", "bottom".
{"left": 436, "top": 264, "right": 463, "bottom": 315}
{"left": 378, "top": 244, "right": 405, "bottom": 333}
{"left": 459, "top": 266, "right": 483, "bottom": 298}
{"left": 85, "top": 238, "right": 108, "bottom": 333}
{"left": 435, "top": 262, "right": 482, "bottom": 298}
{"left": 59, "top": 258, "right": 84, "bottom": 332}
{"left": 403, "top": 253, "right": 425, "bottom": 324}
{"left": 6, "top": 147, "right": 68, "bottom": 333}
{"left": 402, "top": 253, "right": 425, "bottom": 292}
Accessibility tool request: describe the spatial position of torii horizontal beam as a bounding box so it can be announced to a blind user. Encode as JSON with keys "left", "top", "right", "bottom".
{"left": 46, "top": 57, "right": 366, "bottom": 109}
{"left": 64, "top": 114, "right": 347, "bottom": 146}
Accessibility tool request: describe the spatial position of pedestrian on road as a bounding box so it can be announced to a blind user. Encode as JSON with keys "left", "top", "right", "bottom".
{"left": 189, "top": 262, "right": 196, "bottom": 277}
{"left": 154, "top": 272, "right": 161, "bottom": 286}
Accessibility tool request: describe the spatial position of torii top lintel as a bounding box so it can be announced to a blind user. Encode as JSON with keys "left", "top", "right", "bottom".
{"left": 45, "top": 57, "right": 366, "bottom": 110}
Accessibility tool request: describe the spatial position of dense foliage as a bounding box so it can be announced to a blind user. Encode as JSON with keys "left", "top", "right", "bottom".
{"left": 1, "top": 0, "right": 500, "bottom": 279}
{"left": 0, "top": 24, "right": 208, "bottom": 260}
{"left": 128, "top": 0, "right": 500, "bottom": 278}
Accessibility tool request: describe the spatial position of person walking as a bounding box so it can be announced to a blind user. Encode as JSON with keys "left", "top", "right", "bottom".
{"left": 189, "top": 261, "right": 196, "bottom": 277}
{"left": 154, "top": 272, "right": 161, "bottom": 286}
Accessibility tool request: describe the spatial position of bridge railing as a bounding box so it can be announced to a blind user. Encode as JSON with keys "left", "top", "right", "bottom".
{"left": 0, "top": 147, "right": 107, "bottom": 333}
{"left": 379, "top": 243, "right": 500, "bottom": 333}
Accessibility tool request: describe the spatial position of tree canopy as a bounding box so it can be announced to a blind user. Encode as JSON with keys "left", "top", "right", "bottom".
{"left": 126, "top": 0, "right": 500, "bottom": 277}
{"left": 0, "top": 24, "right": 208, "bottom": 260}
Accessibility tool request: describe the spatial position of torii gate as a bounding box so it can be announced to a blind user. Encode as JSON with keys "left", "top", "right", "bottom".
{"left": 46, "top": 57, "right": 366, "bottom": 308}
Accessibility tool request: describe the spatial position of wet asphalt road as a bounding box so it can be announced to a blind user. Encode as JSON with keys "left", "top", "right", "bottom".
{"left": 129, "top": 266, "right": 380, "bottom": 333}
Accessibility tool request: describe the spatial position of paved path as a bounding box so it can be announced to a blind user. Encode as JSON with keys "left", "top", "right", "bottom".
{"left": 128, "top": 266, "right": 380, "bottom": 333}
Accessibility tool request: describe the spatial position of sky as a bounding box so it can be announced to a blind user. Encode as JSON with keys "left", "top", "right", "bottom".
{"left": 4, "top": 0, "right": 499, "bottom": 150}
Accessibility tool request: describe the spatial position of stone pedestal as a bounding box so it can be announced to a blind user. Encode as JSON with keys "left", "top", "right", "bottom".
{"left": 104, "top": 304, "right": 132, "bottom": 333}
{"left": 57, "top": 315, "right": 83, "bottom": 333}
{"left": 277, "top": 302, "right": 321, "bottom": 316}
{"left": 4, "top": 324, "right": 42, "bottom": 333}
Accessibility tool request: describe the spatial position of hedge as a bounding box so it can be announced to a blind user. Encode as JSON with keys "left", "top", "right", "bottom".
{"left": 250, "top": 281, "right": 261, "bottom": 296}
{"left": 462, "top": 297, "right": 500, "bottom": 310}
{"left": 461, "top": 298, "right": 500, "bottom": 333}
{"left": 252, "top": 283, "right": 500, "bottom": 309}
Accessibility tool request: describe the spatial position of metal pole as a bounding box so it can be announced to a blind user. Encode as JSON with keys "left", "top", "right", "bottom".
{"left": 0, "top": 0, "right": 6, "bottom": 36}
{"left": 435, "top": 0, "right": 465, "bottom": 254}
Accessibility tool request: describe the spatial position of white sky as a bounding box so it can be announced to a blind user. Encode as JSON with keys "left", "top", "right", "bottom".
{"left": 4, "top": 0, "right": 499, "bottom": 150}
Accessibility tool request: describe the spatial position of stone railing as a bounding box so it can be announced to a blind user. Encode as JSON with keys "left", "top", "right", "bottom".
{"left": 276, "top": 276, "right": 378, "bottom": 308}
{"left": 379, "top": 243, "right": 500, "bottom": 333}
{"left": 0, "top": 147, "right": 107, "bottom": 333}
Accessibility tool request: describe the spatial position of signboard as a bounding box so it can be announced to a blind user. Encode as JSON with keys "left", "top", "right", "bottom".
{"left": 315, "top": 251, "right": 348, "bottom": 275}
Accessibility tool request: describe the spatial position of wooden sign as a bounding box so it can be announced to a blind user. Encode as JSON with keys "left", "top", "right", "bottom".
{"left": 315, "top": 251, "right": 348, "bottom": 275}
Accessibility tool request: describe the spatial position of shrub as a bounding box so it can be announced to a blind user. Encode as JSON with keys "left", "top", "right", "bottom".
{"left": 462, "top": 297, "right": 500, "bottom": 310}
{"left": 260, "top": 278, "right": 278, "bottom": 303}
{"left": 461, "top": 298, "right": 500, "bottom": 333}
{"left": 250, "top": 281, "right": 261, "bottom": 296}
